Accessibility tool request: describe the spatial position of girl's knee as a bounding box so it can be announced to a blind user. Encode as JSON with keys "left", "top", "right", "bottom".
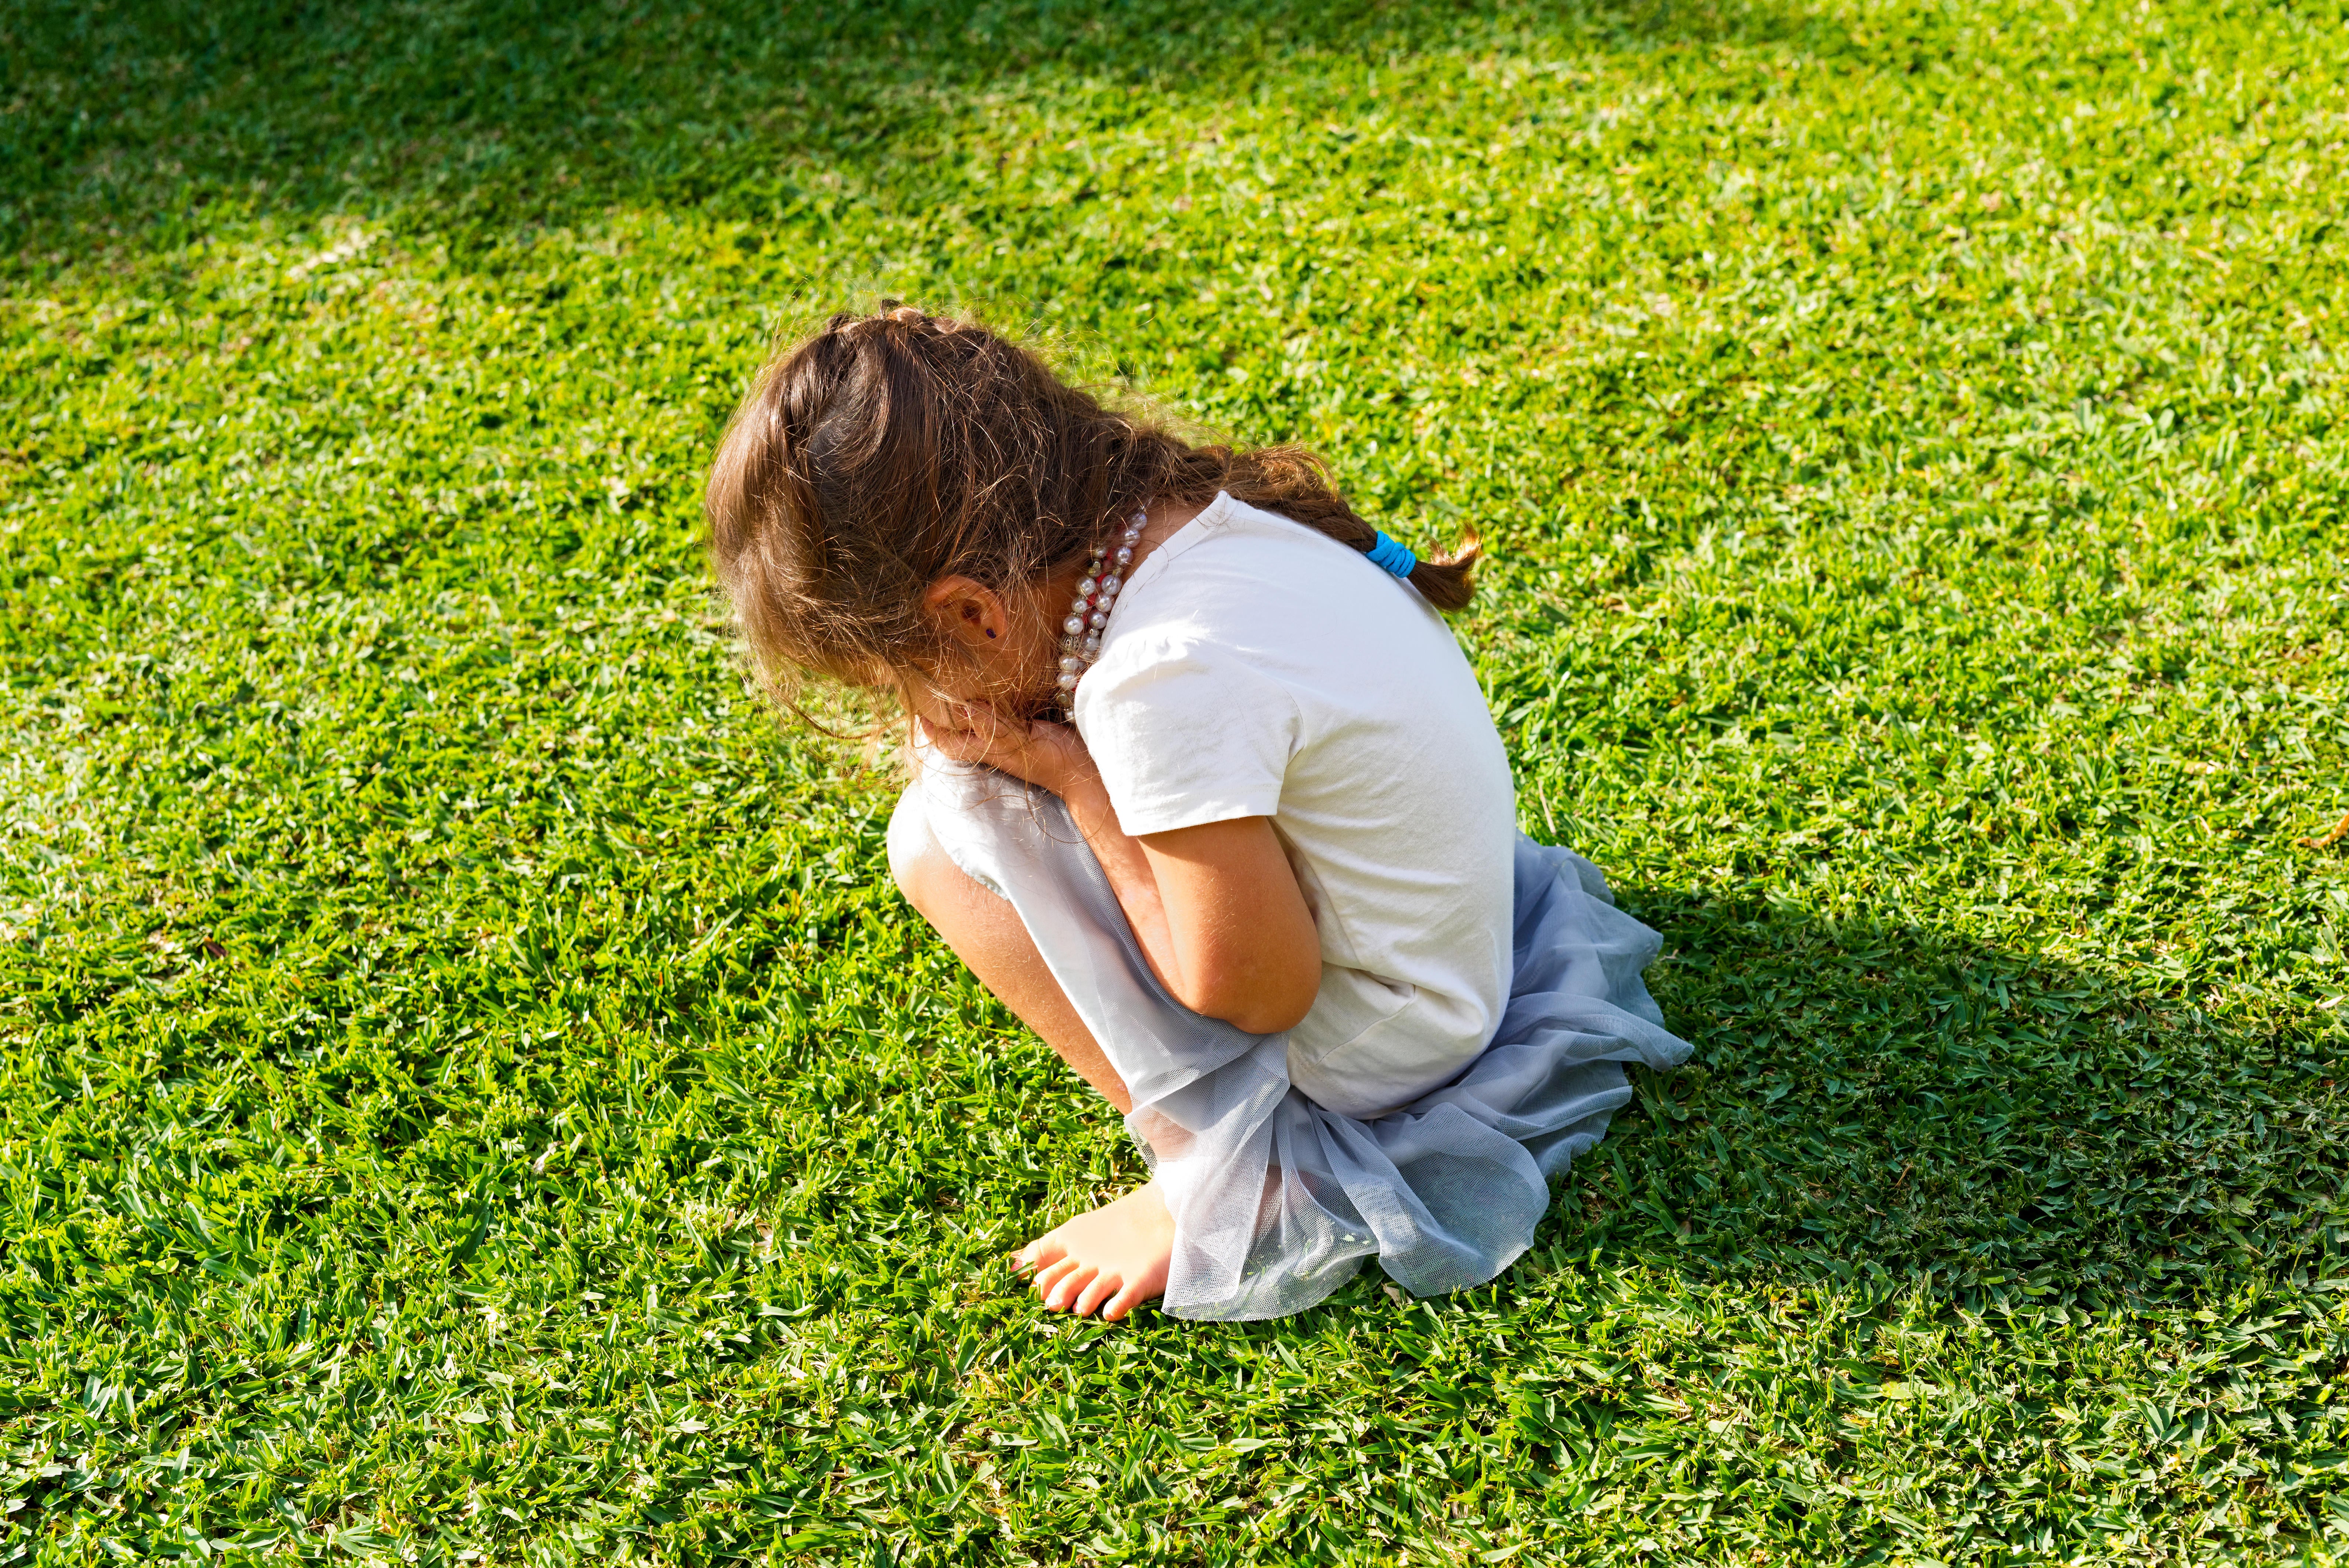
{"left": 885, "top": 786, "right": 940, "bottom": 906}
{"left": 886, "top": 784, "right": 1012, "bottom": 924}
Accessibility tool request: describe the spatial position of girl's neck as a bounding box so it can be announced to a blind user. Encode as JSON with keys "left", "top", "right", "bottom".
{"left": 983, "top": 497, "right": 1206, "bottom": 723}
{"left": 1040, "top": 498, "right": 1204, "bottom": 608}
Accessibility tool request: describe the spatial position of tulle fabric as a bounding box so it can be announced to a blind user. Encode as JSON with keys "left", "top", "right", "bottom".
{"left": 910, "top": 759, "right": 1692, "bottom": 1321}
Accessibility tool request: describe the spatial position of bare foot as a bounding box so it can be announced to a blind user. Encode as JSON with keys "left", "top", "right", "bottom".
{"left": 1013, "top": 1181, "right": 1174, "bottom": 1321}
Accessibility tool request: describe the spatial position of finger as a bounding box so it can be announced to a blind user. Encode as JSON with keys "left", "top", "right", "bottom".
{"left": 1025, "top": 716, "right": 1073, "bottom": 747}
{"left": 1073, "top": 1270, "right": 1122, "bottom": 1318}
{"left": 922, "top": 724, "right": 990, "bottom": 766}
{"left": 901, "top": 680, "right": 958, "bottom": 730}
{"left": 926, "top": 693, "right": 987, "bottom": 733}
{"left": 907, "top": 699, "right": 943, "bottom": 737}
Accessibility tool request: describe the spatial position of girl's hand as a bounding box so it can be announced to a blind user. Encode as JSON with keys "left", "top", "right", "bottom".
{"left": 910, "top": 697, "right": 1090, "bottom": 799}
{"left": 906, "top": 686, "right": 1319, "bottom": 1036}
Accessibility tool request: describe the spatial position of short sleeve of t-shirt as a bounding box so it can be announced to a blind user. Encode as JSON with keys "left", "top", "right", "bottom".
{"left": 1075, "top": 632, "right": 1302, "bottom": 838}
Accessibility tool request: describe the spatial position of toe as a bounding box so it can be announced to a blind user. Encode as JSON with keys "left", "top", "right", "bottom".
{"left": 1031, "top": 1256, "right": 1080, "bottom": 1297}
{"left": 1073, "top": 1271, "right": 1122, "bottom": 1318}
{"left": 1013, "top": 1233, "right": 1068, "bottom": 1273}
{"left": 1043, "top": 1262, "right": 1099, "bottom": 1312}
{"left": 1101, "top": 1277, "right": 1153, "bottom": 1322}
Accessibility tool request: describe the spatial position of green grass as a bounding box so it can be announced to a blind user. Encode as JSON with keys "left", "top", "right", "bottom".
{"left": 4, "top": 0, "right": 2348, "bottom": 1560}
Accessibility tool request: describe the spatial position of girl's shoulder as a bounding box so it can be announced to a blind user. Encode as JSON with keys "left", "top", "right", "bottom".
{"left": 1085, "top": 492, "right": 1461, "bottom": 727}
{"left": 1124, "top": 493, "right": 1412, "bottom": 620}
{"left": 1175, "top": 492, "right": 1364, "bottom": 563}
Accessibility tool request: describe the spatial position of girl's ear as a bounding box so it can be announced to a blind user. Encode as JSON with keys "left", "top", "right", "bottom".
{"left": 920, "top": 575, "right": 1012, "bottom": 654}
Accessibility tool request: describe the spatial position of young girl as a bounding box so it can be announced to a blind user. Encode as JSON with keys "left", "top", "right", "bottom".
{"left": 705, "top": 304, "right": 1690, "bottom": 1322}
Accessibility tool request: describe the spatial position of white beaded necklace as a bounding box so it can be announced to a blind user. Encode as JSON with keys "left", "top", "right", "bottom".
{"left": 1053, "top": 509, "right": 1147, "bottom": 718}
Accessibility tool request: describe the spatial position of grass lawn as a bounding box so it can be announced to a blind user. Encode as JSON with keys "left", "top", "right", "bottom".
{"left": 5, "top": 0, "right": 2348, "bottom": 1560}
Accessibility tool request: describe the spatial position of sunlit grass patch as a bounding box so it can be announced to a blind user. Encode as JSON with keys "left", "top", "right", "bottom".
{"left": 3, "top": 0, "right": 2346, "bottom": 1561}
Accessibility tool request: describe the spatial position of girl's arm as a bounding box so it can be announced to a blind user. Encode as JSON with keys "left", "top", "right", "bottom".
{"left": 914, "top": 711, "right": 1322, "bottom": 1035}
{"left": 1058, "top": 751, "right": 1322, "bottom": 1036}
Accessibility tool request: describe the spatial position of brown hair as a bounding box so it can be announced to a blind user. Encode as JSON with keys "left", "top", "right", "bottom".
{"left": 704, "top": 303, "right": 1476, "bottom": 717}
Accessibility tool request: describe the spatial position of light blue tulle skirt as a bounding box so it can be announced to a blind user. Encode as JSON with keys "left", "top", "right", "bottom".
{"left": 908, "top": 761, "right": 1693, "bottom": 1321}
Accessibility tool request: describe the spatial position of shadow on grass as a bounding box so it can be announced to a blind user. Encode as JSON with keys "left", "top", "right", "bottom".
{"left": 5, "top": 0, "right": 1819, "bottom": 263}
{"left": 1539, "top": 884, "right": 2346, "bottom": 1308}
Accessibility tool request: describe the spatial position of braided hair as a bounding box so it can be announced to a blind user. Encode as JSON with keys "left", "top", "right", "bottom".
{"left": 704, "top": 301, "right": 1477, "bottom": 718}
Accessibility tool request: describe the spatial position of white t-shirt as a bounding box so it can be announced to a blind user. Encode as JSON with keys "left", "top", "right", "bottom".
{"left": 1073, "top": 492, "right": 1518, "bottom": 1118}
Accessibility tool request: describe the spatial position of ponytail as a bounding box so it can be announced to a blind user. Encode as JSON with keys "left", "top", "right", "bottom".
{"left": 705, "top": 303, "right": 1478, "bottom": 713}
{"left": 1194, "top": 441, "right": 1479, "bottom": 611}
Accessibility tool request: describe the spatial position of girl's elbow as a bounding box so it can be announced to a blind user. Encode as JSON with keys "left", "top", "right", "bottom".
{"left": 1196, "top": 964, "right": 1319, "bottom": 1036}
{"left": 1235, "top": 989, "right": 1317, "bottom": 1036}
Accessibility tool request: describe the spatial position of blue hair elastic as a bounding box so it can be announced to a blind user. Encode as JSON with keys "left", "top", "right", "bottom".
{"left": 1364, "top": 530, "right": 1418, "bottom": 579}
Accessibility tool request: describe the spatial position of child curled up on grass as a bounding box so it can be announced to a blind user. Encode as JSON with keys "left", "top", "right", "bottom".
{"left": 705, "top": 304, "right": 1690, "bottom": 1322}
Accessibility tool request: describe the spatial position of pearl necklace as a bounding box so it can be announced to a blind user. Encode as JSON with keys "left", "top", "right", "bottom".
{"left": 1054, "top": 509, "right": 1146, "bottom": 717}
